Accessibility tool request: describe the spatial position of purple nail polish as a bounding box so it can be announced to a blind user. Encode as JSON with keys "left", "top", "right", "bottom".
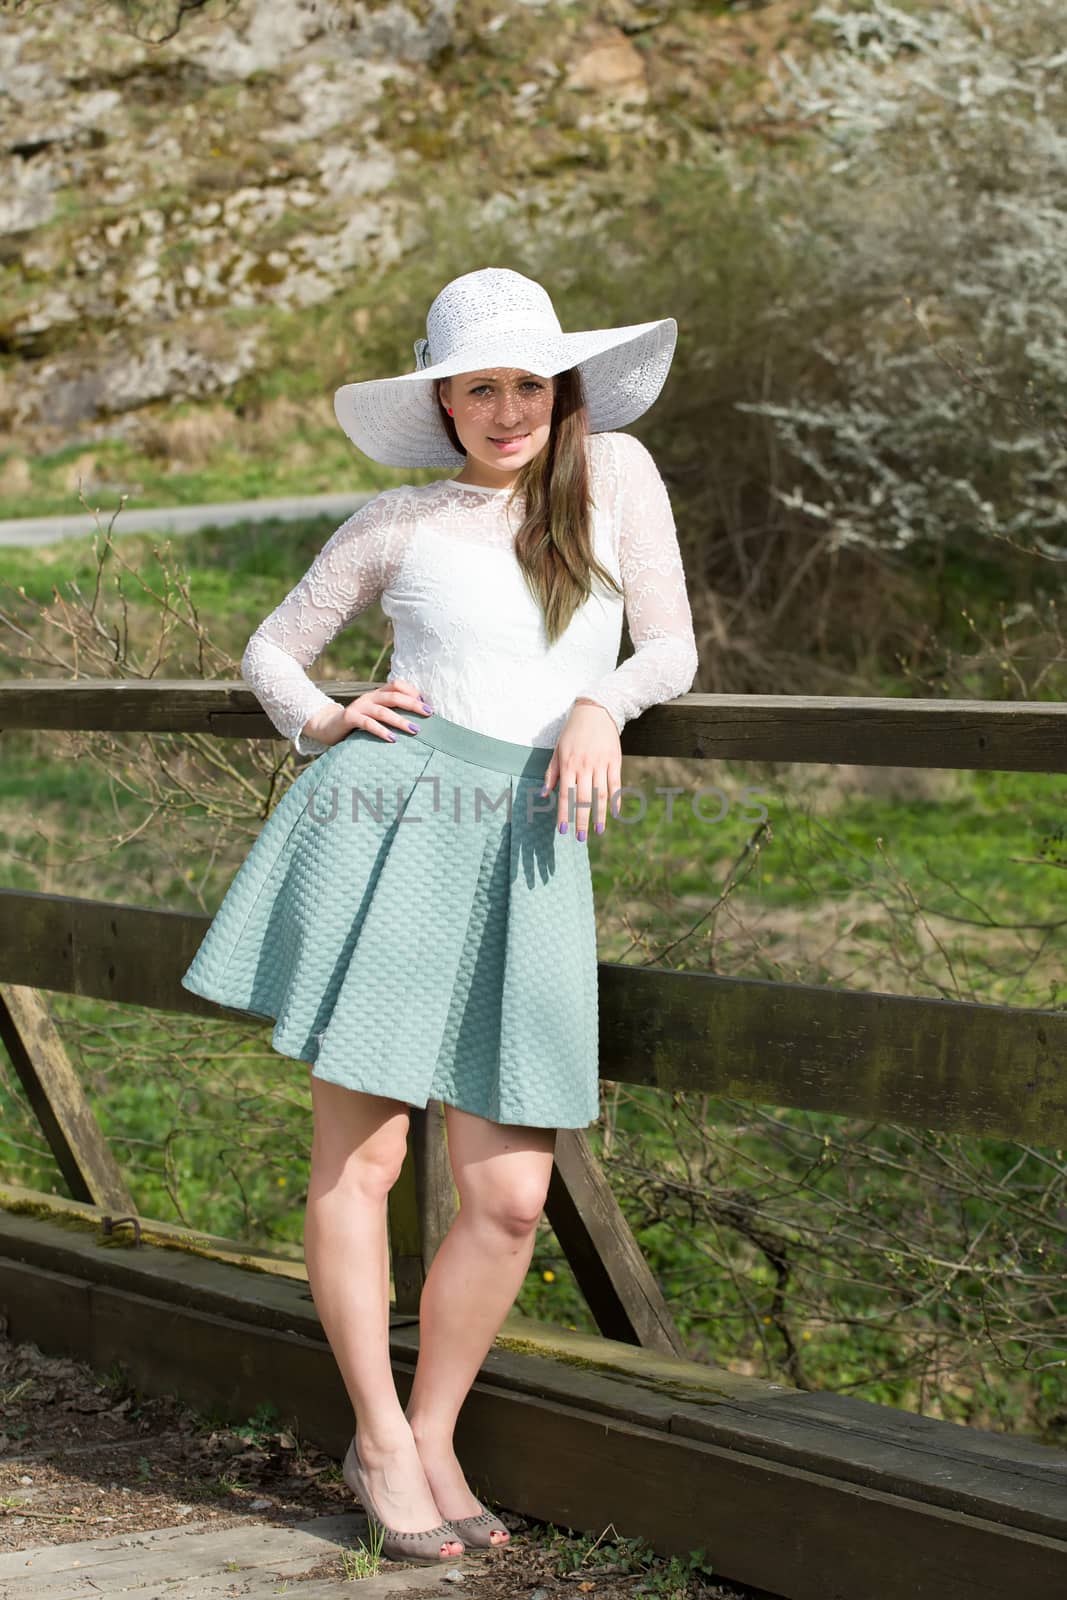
{"left": 559, "top": 821, "right": 567, "bottom": 834}
{"left": 577, "top": 829, "right": 586, "bottom": 842}
{"left": 386, "top": 732, "right": 396, "bottom": 742}
{"left": 407, "top": 722, "right": 419, "bottom": 733}
{"left": 421, "top": 702, "right": 433, "bottom": 713}
{"left": 595, "top": 823, "right": 604, "bottom": 834}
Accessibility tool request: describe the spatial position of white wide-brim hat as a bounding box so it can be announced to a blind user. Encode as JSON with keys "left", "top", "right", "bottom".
{"left": 334, "top": 267, "right": 678, "bottom": 469}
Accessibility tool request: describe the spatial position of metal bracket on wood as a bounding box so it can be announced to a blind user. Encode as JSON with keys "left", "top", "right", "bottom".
{"left": 101, "top": 1214, "right": 142, "bottom": 1246}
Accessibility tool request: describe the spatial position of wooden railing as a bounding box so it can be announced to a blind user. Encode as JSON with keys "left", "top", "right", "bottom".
{"left": 3, "top": 682, "right": 1066, "bottom": 1294}
{"left": 2, "top": 679, "right": 1066, "bottom": 1596}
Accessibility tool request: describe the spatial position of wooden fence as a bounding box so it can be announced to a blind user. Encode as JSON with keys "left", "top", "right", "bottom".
{"left": 1, "top": 679, "right": 1065, "bottom": 1599}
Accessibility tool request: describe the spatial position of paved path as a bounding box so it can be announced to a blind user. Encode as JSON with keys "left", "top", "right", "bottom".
{"left": 0, "top": 492, "right": 375, "bottom": 548}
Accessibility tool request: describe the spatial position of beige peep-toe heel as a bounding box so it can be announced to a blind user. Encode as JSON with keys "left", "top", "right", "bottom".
{"left": 446, "top": 1503, "right": 512, "bottom": 1549}
{"left": 343, "top": 1437, "right": 466, "bottom": 1565}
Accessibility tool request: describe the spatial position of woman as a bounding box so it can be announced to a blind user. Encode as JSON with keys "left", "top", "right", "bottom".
{"left": 181, "top": 267, "right": 699, "bottom": 1564}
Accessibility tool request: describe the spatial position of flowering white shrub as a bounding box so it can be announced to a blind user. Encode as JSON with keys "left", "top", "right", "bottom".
{"left": 739, "top": 0, "right": 1067, "bottom": 560}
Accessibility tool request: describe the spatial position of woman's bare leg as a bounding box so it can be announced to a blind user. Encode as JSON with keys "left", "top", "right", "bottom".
{"left": 404, "top": 1105, "right": 557, "bottom": 1543}
{"left": 303, "top": 1071, "right": 463, "bottom": 1555}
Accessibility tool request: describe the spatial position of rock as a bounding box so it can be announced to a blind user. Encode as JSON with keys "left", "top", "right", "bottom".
{"left": 0, "top": 0, "right": 690, "bottom": 450}
{"left": 564, "top": 27, "right": 648, "bottom": 101}
{"left": 0, "top": 31, "right": 50, "bottom": 109}
{"left": 165, "top": 1, "right": 333, "bottom": 81}
{"left": 0, "top": 155, "right": 57, "bottom": 233}
{"left": 163, "top": 0, "right": 457, "bottom": 78}
{"left": 5, "top": 324, "right": 263, "bottom": 431}
{"left": 269, "top": 58, "right": 403, "bottom": 143}
{"left": 331, "top": 1, "right": 458, "bottom": 65}
{"left": 317, "top": 140, "right": 398, "bottom": 199}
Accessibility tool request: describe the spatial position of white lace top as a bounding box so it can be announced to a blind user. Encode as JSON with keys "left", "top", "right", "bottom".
{"left": 241, "top": 429, "right": 699, "bottom": 756}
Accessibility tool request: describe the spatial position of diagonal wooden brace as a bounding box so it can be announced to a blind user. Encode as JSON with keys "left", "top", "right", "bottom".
{"left": 546, "top": 1126, "right": 687, "bottom": 1357}
{"left": 0, "top": 982, "right": 136, "bottom": 1213}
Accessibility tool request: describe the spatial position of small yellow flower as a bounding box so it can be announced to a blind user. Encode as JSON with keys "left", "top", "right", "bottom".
{"left": 802, "top": 1330, "right": 812, "bottom": 1341}
{"left": 542, "top": 1269, "right": 556, "bottom": 1283}
{"left": 277, "top": 1176, "right": 287, "bottom": 1186}
{"left": 761, "top": 1315, "right": 772, "bottom": 1325}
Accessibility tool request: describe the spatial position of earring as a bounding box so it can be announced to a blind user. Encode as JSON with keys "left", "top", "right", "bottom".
{"left": 447, "top": 407, "right": 454, "bottom": 415}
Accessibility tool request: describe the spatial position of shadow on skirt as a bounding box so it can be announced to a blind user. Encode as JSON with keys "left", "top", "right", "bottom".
{"left": 180, "top": 712, "right": 600, "bottom": 1129}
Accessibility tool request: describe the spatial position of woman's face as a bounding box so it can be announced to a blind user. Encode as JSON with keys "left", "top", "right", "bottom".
{"left": 439, "top": 368, "right": 556, "bottom": 483}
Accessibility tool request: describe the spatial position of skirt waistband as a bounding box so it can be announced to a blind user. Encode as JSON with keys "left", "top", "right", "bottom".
{"left": 395, "top": 713, "right": 553, "bottom": 780}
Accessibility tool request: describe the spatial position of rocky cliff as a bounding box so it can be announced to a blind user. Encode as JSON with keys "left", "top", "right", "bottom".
{"left": 0, "top": 0, "right": 801, "bottom": 472}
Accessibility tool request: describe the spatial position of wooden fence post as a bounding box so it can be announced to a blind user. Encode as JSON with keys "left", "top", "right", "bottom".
{"left": 387, "top": 1098, "right": 456, "bottom": 1315}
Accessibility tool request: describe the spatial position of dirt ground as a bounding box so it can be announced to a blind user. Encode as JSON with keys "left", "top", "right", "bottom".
{"left": 0, "top": 1321, "right": 778, "bottom": 1599}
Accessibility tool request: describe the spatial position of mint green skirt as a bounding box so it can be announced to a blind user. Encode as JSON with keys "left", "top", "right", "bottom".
{"left": 180, "top": 713, "right": 600, "bottom": 1128}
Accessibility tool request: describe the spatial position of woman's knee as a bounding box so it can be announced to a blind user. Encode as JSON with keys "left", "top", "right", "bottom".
{"left": 309, "top": 1076, "right": 410, "bottom": 1195}
{"left": 461, "top": 1170, "right": 551, "bottom": 1236}
{"left": 443, "top": 1105, "right": 556, "bottom": 1232}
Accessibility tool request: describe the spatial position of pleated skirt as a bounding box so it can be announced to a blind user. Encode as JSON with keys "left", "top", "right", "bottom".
{"left": 179, "top": 712, "right": 600, "bottom": 1128}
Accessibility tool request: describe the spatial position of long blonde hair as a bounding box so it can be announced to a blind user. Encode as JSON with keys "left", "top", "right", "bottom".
{"left": 437, "top": 367, "right": 623, "bottom": 644}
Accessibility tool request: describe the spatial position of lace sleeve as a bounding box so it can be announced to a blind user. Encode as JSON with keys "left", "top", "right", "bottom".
{"left": 241, "top": 489, "right": 410, "bottom": 757}
{"left": 572, "top": 431, "right": 699, "bottom": 733}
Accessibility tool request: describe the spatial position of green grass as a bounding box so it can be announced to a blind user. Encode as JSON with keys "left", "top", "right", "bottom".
{"left": 0, "top": 430, "right": 432, "bottom": 521}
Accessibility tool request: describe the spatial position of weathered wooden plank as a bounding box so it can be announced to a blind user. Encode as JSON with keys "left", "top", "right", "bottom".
{"left": 546, "top": 1127, "right": 687, "bottom": 1356}
{"left": 0, "top": 679, "right": 337, "bottom": 738}
{"left": 469, "top": 1312, "right": 790, "bottom": 1411}
{"left": 0, "top": 888, "right": 256, "bottom": 1019}
{"left": 669, "top": 1397, "right": 1067, "bottom": 1542}
{"left": 3, "top": 680, "right": 1067, "bottom": 773}
{"left": 1, "top": 1250, "right": 1064, "bottom": 1600}
{"left": 0, "top": 1239, "right": 683, "bottom": 1443}
{"left": 0, "top": 1511, "right": 404, "bottom": 1597}
{"left": 481, "top": 1391, "right": 1067, "bottom": 1600}
{"left": 0, "top": 1185, "right": 423, "bottom": 1338}
{"left": 118, "top": 1563, "right": 466, "bottom": 1600}
{"left": 4, "top": 888, "right": 1066, "bottom": 1141}
{"left": 0, "top": 1194, "right": 701, "bottom": 1427}
{"left": 156, "top": 1569, "right": 462, "bottom": 1600}
{"left": 233, "top": 1572, "right": 469, "bottom": 1599}
{"left": 0, "top": 1178, "right": 308, "bottom": 1276}
{"left": 735, "top": 1388, "right": 1067, "bottom": 1475}
{"left": 0, "top": 984, "right": 135, "bottom": 1211}
{"left": 598, "top": 962, "right": 1067, "bottom": 1142}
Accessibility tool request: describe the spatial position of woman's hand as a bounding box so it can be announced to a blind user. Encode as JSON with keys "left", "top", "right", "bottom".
{"left": 301, "top": 679, "right": 433, "bottom": 747}
{"left": 541, "top": 698, "right": 622, "bottom": 841}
